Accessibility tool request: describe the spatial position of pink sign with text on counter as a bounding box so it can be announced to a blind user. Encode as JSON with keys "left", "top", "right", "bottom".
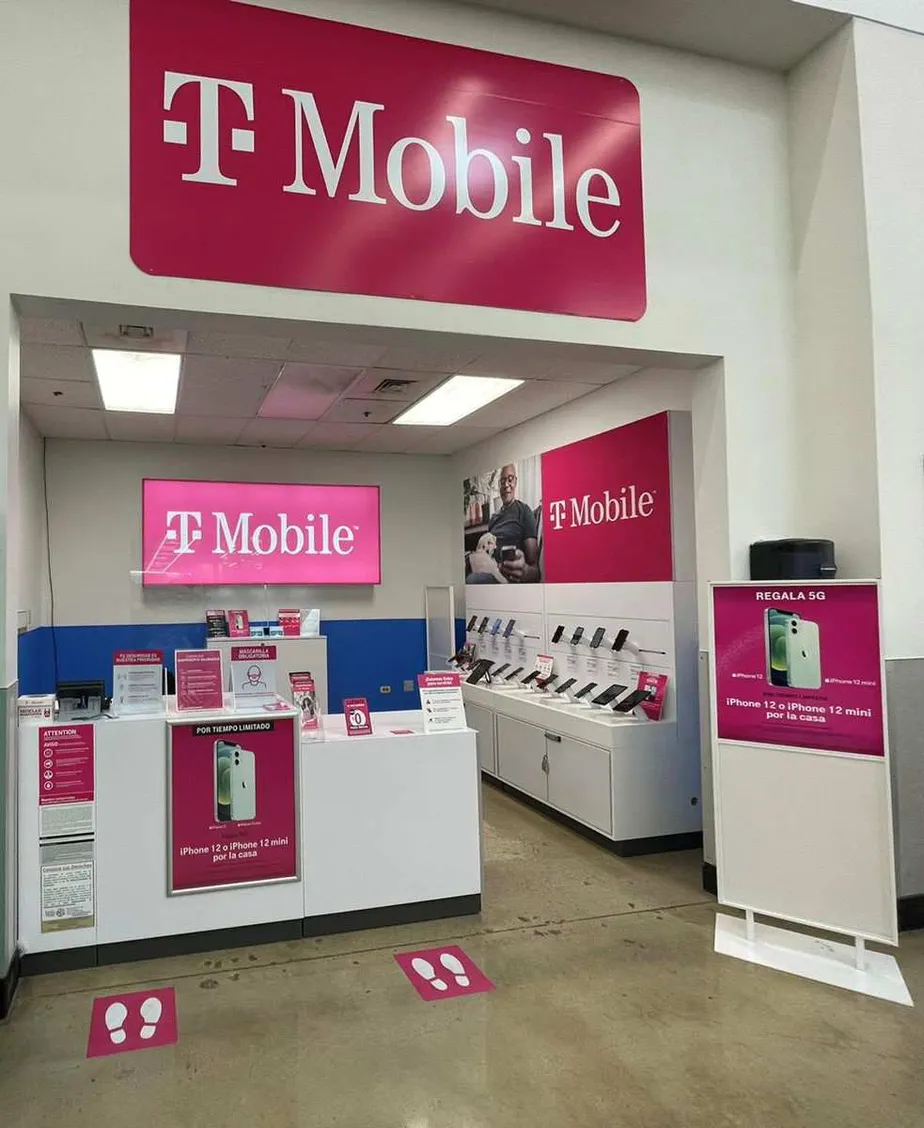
{"left": 344, "top": 698, "right": 373, "bottom": 737}
{"left": 712, "top": 582, "right": 885, "bottom": 757}
{"left": 141, "top": 479, "right": 381, "bottom": 586}
{"left": 175, "top": 649, "right": 224, "bottom": 712}
{"left": 39, "top": 725, "right": 94, "bottom": 806}
{"left": 169, "top": 716, "right": 298, "bottom": 893}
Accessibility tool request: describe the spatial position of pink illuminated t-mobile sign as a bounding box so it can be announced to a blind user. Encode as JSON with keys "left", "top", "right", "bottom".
{"left": 142, "top": 479, "right": 381, "bottom": 586}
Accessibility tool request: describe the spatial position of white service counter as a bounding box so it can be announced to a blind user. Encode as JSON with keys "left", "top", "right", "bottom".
{"left": 18, "top": 703, "right": 480, "bottom": 969}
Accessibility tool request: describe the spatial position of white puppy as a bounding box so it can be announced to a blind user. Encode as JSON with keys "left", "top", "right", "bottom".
{"left": 468, "top": 532, "right": 508, "bottom": 584}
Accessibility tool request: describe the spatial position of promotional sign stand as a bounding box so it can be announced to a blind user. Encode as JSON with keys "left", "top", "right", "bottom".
{"left": 709, "top": 580, "right": 911, "bottom": 1006}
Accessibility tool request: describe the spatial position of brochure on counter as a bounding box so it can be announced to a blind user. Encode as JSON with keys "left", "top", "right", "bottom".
{"left": 290, "top": 671, "right": 321, "bottom": 736}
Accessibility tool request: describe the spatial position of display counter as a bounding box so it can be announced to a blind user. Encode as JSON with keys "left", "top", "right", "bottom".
{"left": 18, "top": 702, "right": 480, "bottom": 973}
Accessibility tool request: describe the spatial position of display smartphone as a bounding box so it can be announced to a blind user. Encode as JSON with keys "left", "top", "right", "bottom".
{"left": 521, "top": 670, "right": 542, "bottom": 686}
{"left": 505, "top": 667, "right": 525, "bottom": 681}
{"left": 612, "top": 629, "right": 629, "bottom": 652}
{"left": 536, "top": 674, "right": 558, "bottom": 691}
{"left": 466, "top": 659, "right": 493, "bottom": 685}
{"left": 215, "top": 741, "right": 256, "bottom": 823}
{"left": 477, "top": 617, "right": 489, "bottom": 634}
{"left": 613, "top": 687, "right": 655, "bottom": 713}
{"left": 492, "top": 663, "right": 511, "bottom": 678}
{"left": 466, "top": 616, "right": 477, "bottom": 631}
{"left": 490, "top": 618, "right": 503, "bottom": 636}
{"left": 551, "top": 625, "right": 565, "bottom": 644}
{"left": 591, "top": 683, "right": 628, "bottom": 707}
{"left": 590, "top": 627, "right": 606, "bottom": 649}
{"left": 555, "top": 678, "right": 578, "bottom": 695}
{"left": 570, "top": 626, "right": 585, "bottom": 646}
{"left": 501, "top": 545, "right": 518, "bottom": 564}
{"left": 786, "top": 616, "right": 822, "bottom": 689}
{"left": 573, "top": 682, "right": 598, "bottom": 700}
{"left": 503, "top": 619, "right": 516, "bottom": 638}
{"left": 765, "top": 608, "right": 791, "bottom": 687}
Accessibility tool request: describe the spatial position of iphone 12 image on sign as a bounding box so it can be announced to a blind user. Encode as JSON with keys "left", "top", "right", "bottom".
{"left": 129, "top": 0, "right": 644, "bottom": 321}
{"left": 712, "top": 583, "right": 884, "bottom": 757}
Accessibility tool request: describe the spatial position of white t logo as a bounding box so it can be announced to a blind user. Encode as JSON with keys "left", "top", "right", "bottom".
{"left": 548, "top": 500, "right": 567, "bottom": 530}
{"left": 166, "top": 511, "right": 203, "bottom": 554}
{"left": 162, "top": 72, "right": 255, "bottom": 186}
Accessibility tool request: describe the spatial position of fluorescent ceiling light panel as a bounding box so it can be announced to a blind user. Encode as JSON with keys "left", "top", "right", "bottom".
{"left": 393, "top": 374, "right": 522, "bottom": 426}
{"left": 92, "top": 349, "right": 181, "bottom": 414}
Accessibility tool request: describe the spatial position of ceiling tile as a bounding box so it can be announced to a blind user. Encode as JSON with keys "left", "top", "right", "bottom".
{"left": 175, "top": 416, "right": 247, "bottom": 445}
{"left": 258, "top": 363, "right": 362, "bottom": 420}
{"left": 18, "top": 318, "right": 85, "bottom": 347}
{"left": 405, "top": 424, "right": 502, "bottom": 455}
{"left": 539, "top": 360, "right": 643, "bottom": 384}
{"left": 82, "top": 324, "right": 188, "bottom": 355}
{"left": 346, "top": 368, "right": 445, "bottom": 401}
{"left": 285, "top": 339, "right": 389, "bottom": 367}
{"left": 187, "top": 331, "right": 292, "bottom": 360}
{"left": 459, "top": 355, "right": 547, "bottom": 380}
{"left": 298, "top": 422, "right": 375, "bottom": 450}
{"left": 21, "top": 377, "right": 102, "bottom": 411}
{"left": 20, "top": 343, "right": 96, "bottom": 383}
{"left": 463, "top": 381, "right": 598, "bottom": 429}
{"left": 104, "top": 412, "right": 177, "bottom": 442}
{"left": 178, "top": 355, "right": 282, "bottom": 415}
{"left": 375, "top": 343, "right": 480, "bottom": 373}
{"left": 360, "top": 425, "right": 445, "bottom": 453}
{"left": 25, "top": 405, "right": 108, "bottom": 440}
{"left": 322, "top": 398, "right": 403, "bottom": 425}
{"left": 236, "top": 418, "right": 313, "bottom": 447}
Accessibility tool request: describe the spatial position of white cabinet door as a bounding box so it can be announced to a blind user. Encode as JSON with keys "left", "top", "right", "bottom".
{"left": 465, "top": 702, "right": 497, "bottom": 775}
{"left": 496, "top": 715, "right": 548, "bottom": 802}
{"left": 548, "top": 735, "right": 613, "bottom": 835}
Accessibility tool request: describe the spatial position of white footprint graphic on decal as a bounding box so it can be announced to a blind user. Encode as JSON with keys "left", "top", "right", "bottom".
{"left": 139, "top": 996, "right": 163, "bottom": 1040}
{"left": 104, "top": 1002, "right": 128, "bottom": 1045}
{"left": 439, "top": 952, "right": 470, "bottom": 988}
{"left": 411, "top": 957, "right": 447, "bottom": 991}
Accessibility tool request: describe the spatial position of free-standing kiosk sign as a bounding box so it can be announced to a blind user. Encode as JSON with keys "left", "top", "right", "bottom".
{"left": 712, "top": 583, "right": 884, "bottom": 757}
{"left": 168, "top": 715, "right": 299, "bottom": 894}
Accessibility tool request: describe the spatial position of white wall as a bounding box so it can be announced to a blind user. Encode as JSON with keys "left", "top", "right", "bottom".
{"left": 797, "top": 1, "right": 924, "bottom": 34}
{"left": 787, "top": 25, "right": 880, "bottom": 578}
{"left": 851, "top": 20, "right": 924, "bottom": 658}
{"left": 0, "top": 306, "right": 20, "bottom": 685}
{"left": 44, "top": 441, "right": 457, "bottom": 626}
{"left": 0, "top": 0, "right": 799, "bottom": 583}
{"left": 16, "top": 414, "right": 49, "bottom": 634}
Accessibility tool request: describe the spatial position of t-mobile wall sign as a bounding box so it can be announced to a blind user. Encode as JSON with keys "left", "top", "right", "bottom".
{"left": 129, "top": 0, "right": 645, "bottom": 321}
{"left": 142, "top": 479, "right": 381, "bottom": 586}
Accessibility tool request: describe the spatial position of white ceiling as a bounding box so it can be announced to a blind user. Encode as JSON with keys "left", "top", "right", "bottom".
{"left": 460, "top": 0, "right": 847, "bottom": 70}
{"left": 18, "top": 316, "right": 649, "bottom": 455}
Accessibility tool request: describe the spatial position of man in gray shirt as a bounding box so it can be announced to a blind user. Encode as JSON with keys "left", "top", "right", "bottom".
{"left": 467, "top": 464, "right": 541, "bottom": 583}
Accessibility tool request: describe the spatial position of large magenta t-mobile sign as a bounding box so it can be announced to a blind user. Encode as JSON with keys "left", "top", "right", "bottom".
{"left": 129, "top": 0, "right": 645, "bottom": 321}
{"left": 142, "top": 480, "right": 381, "bottom": 586}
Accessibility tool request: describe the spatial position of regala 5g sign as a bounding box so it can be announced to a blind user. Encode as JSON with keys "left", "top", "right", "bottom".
{"left": 131, "top": 0, "right": 646, "bottom": 320}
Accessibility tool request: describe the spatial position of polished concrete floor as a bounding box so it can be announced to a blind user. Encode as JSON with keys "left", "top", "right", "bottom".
{"left": 3, "top": 783, "right": 924, "bottom": 1127}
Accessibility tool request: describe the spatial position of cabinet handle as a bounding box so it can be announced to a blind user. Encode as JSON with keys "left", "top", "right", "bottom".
{"left": 544, "top": 732, "right": 562, "bottom": 743}
{"left": 541, "top": 752, "right": 549, "bottom": 773}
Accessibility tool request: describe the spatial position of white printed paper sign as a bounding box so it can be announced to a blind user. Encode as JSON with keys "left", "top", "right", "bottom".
{"left": 41, "top": 839, "right": 94, "bottom": 932}
{"left": 418, "top": 672, "right": 466, "bottom": 733}
{"left": 230, "top": 644, "right": 278, "bottom": 700}
{"left": 112, "top": 650, "right": 163, "bottom": 716}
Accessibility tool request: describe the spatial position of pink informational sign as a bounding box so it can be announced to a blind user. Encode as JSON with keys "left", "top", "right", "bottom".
{"left": 114, "top": 650, "right": 163, "bottom": 667}
{"left": 175, "top": 649, "right": 224, "bottom": 711}
{"left": 142, "top": 479, "right": 381, "bottom": 587}
{"left": 39, "top": 725, "right": 94, "bottom": 806}
{"left": 712, "top": 582, "right": 885, "bottom": 757}
{"left": 169, "top": 716, "right": 298, "bottom": 892}
{"left": 86, "top": 987, "right": 178, "bottom": 1058}
{"left": 395, "top": 945, "right": 495, "bottom": 1002}
{"left": 540, "top": 413, "right": 673, "bottom": 583}
{"left": 343, "top": 698, "right": 373, "bottom": 737}
{"left": 129, "top": 0, "right": 645, "bottom": 322}
{"left": 636, "top": 671, "right": 669, "bottom": 720}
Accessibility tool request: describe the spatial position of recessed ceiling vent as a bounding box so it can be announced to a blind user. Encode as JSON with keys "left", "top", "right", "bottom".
{"left": 118, "top": 324, "right": 155, "bottom": 341}
{"left": 372, "top": 377, "right": 418, "bottom": 396}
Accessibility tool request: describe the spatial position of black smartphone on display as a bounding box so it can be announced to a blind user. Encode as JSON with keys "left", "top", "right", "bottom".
{"left": 555, "top": 678, "right": 577, "bottom": 695}
{"left": 591, "top": 683, "right": 628, "bottom": 707}
{"left": 613, "top": 688, "right": 655, "bottom": 713}
{"left": 466, "top": 659, "right": 493, "bottom": 685}
{"left": 590, "top": 627, "right": 606, "bottom": 649}
{"left": 493, "top": 663, "right": 510, "bottom": 677}
{"left": 503, "top": 619, "right": 516, "bottom": 637}
{"left": 551, "top": 625, "right": 565, "bottom": 643}
{"left": 573, "top": 682, "right": 598, "bottom": 700}
{"left": 521, "top": 670, "right": 541, "bottom": 686}
{"left": 505, "top": 667, "right": 525, "bottom": 681}
{"left": 570, "top": 626, "right": 584, "bottom": 646}
{"left": 612, "top": 629, "right": 629, "bottom": 651}
{"left": 536, "top": 675, "right": 558, "bottom": 691}
{"left": 477, "top": 617, "right": 489, "bottom": 634}
{"left": 466, "top": 616, "right": 477, "bottom": 631}
{"left": 490, "top": 618, "right": 503, "bottom": 635}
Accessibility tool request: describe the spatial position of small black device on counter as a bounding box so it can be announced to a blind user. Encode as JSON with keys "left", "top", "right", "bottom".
{"left": 56, "top": 680, "right": 108, "bottom": 721}
{"left": 477, "top": 617, "right": 489, "bottom": 634}
{"left": 749, "top": 538, "right": 836, "bottom": 581}
{"left": 521, "top": 670, "right": 541, "bottom": 686}
{"left": 551, "top": 625, "right": 565, "bottom": 643}
{"left": 466, "top": 659, "right": 493, "bottom": 685}
{"left": 573, "top": 682, "right": 597, "bottom": 700}
{"left": 591, "top": 683, "right": 628, "bottom": 707}
{"left": 505, "top": 666, "right": 525, "bottom": 681}
{"left": 612, "top": 629, "right": 629, "bottom": 651}
{"left": 503, "top": 619, "right": 516, "bottom": 637}
{"left": 570, "top": 626, "right": 584, "bottom": 646}
{"left": 590, "top": 627, "right": 606, "bottom": 649}
{"left": 555, "top": 678, "right": 577, "bottom": 694}
{"left": 466, "top": 616, "right": 477, "bottom": 631}
{"left": 493, "top": 663, "right": 510, "bottom": 678}
{"left": 536, "top": 674, "right": 557, "bottom": 691}
{"left": 613, "top": 687, "right": 655, "bottom": 713}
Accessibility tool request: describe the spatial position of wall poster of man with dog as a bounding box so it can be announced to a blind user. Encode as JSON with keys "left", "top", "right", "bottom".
{"left": 464, "top": 457, "right": 542, "bottom": 584}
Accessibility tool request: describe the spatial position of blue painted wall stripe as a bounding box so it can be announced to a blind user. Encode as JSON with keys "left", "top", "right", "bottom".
{"left": 18, "top": 619, "right": 429, "bottom": 715}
